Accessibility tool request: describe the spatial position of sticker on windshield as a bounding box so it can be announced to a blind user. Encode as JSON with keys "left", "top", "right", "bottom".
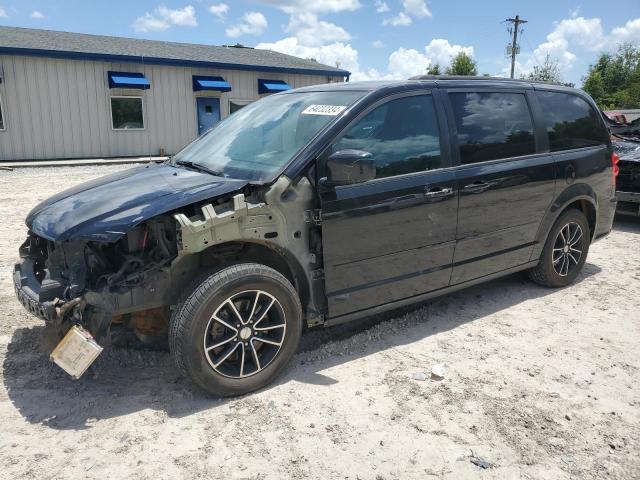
{"left": 302, "top": 105, "right": 347, "bottom": 116}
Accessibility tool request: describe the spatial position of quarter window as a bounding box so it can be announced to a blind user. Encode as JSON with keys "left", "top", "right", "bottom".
{"left": 450, "top": 92, "right": 536, "bottom": 164}
{"left": 333, "top": 95, "right": 442, "bottom": 179}
{"left": 537, "top": 91, "right": 608, "bottom": 152}
{"left": 110, "top": 97, "right": 144, "bottom": 130}
{"left": 0, "top": 95, "right": 5, "bottom": 130}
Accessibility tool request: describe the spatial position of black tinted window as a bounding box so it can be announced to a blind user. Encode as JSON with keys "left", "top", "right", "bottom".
{"left": 537, "top": 91, "right": 608, "bottom": 152}
{"left": 110, "top": 97, "right": 144, "bottom": 129}
{"left": 450, "top": 92, "right": 535, "bottom": 164}
{"left": 334, "top": 95, "right": 441, "bottom": 179}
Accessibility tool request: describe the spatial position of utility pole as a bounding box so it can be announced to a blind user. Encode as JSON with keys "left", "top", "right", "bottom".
{"left": 506, "top": 14, "right": 527, "bottom": 78}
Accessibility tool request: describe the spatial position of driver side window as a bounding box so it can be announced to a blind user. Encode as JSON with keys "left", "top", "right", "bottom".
{"left": 333, "top": 94, "right": 442, "bottom": 179}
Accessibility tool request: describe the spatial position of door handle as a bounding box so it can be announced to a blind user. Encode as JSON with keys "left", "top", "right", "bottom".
{"left": 463, "top": 180, "right": 490, "bottom": 192}
{"left": 424, "top": 186, "right": 453, "bottom": 198}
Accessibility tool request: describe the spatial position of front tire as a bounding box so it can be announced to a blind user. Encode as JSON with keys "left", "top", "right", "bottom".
{"left": 528, "top": 209, "right": 590, "bottom": 288}
{"left": 169, "top": 263, "right": 302, "bottom": 397}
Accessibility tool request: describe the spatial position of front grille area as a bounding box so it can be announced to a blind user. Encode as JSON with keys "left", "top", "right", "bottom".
{"left": 618, "top": 160, "right": 640, "bottom": 193}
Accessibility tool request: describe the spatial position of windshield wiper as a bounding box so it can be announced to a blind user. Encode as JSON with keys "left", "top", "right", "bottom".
{"left": 175, "top": 160, "right": 224, "bottom": 177}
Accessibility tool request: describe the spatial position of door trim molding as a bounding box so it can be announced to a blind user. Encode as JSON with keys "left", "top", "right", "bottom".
{"left": 323, "top": 260, "right": 539, "bottom": 327}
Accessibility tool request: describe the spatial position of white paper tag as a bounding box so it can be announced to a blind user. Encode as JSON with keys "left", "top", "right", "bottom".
{"left": 302, "top": 105, "right": 347, "bottom": 116}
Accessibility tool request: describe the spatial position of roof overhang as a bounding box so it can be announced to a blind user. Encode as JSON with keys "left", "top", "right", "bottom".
{"left": 0, "top": 46, "right": 351, "bottom": 78}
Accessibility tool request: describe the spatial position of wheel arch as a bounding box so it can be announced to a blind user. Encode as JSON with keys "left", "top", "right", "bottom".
{"left": 531, "top": 183, "right": 598, "bottom": 261}
{"left": 184, "top": 240, "right": 311, "bottom": 314}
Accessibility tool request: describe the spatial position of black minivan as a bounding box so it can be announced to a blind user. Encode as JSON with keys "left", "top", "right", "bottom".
{"left": 14, "top": 77, "right": 617, "bottom": 396}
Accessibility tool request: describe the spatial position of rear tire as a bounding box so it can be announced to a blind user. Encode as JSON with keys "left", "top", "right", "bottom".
{"left": 169, "top": 263, "right": 302, "bottom": 397}
{"left": 528, "top": 209, "right": 590, "bottom": 288}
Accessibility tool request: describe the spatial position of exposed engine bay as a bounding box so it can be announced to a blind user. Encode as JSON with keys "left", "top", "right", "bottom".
{"left": 13, "top": 176, "right": 324, "bottom": 360}
{"left": 16, "top": 216, "right": 179, "bottom": 346}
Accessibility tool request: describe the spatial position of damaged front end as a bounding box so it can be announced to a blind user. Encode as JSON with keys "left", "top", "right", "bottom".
{"left": 14, "top": 177, "right": 325, "bottom": 380}
{"left": 14, "top": 215, "right": 179, "bottom": 357}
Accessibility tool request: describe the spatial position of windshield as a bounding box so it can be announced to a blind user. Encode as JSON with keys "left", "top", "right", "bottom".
{"left": 172, "top": 90, "right": 365, "bottom": 182}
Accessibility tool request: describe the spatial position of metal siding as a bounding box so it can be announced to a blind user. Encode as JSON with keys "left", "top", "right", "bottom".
{"left": 0, "top": 55, "right": 343, "bottom": 161}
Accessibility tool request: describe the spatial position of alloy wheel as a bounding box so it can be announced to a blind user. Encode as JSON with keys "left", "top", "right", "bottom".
{"left": 203, "top": 290, "right": 286, "bottom": 379}
{"left": 552, "top": 222, "right": 584, "bottom": 277}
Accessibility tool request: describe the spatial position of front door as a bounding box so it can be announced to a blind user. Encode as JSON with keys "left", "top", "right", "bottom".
{"left": 445, "top": 90, "right": 556, "bottom": 284}
{"left": 319, "top": 92, "right": 458, "bottom": 319}
{"left": 196, "top": 97, "right": 221, "bottom": 136}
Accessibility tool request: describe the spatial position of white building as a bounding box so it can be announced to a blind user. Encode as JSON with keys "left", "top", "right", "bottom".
{"left": 0, "top": 26, "right": 349, "bottom": 161}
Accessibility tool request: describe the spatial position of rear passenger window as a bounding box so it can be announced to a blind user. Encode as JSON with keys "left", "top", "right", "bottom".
{"left": 537, "top": 91, "right": 608, "bottom": 152}
{"left": 450, "top": 92, "right": 535, "bottom": 164}
{"left": 334, "top": 95, "right": 441, "bottom": 179}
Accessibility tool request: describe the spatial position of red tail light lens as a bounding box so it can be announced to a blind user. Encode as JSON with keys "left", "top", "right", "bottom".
{"left": 612, "top": 152, "right": 620, "bottom": 184}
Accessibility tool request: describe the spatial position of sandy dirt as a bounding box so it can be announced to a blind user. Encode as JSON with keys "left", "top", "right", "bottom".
{"left": 0, "top": 165, "right": 639, "bottom": 480}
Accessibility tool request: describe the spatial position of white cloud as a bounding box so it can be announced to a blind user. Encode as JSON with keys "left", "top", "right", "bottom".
{"left": 353, "top": 38, "right": 474, "bottom": 81}
{"left": 569, "top": 6, "right": 580, "bottom": 18}
{"left": 374, "top": 1, "right": 389, "bottom": 13}
{"left": 133, "top": 5, "right": 197, "bottom": 32}
{"left": 525, "top": 16, "right": 606, "bottom": 73}
{"left": 424, "top": 38, "right": 473, "bottom": 66}
{"left": 285, "top": 12, "right": 350, "bottom": 46}
{"left": 257, "top": 0, "right": 354, "bottom": 52}
{"left": 383, "top": 11, "right": 411, "bottom": 26}
{"left": 506, "top": 16, "right": 640, "bottom": 80}
{"left": 30, "top": 10, "right": 45, "bottom": 19}
{"left": 256, "top": 37, "right": 359, "bottom": 73}
{"left": 383, "top": 0, "right": 431, "bottom": 26}
{"left": 387, "top": 47, "right": 429, "bottom": 78}
{"left": 255, "top": 0, "right": 360, "bottom": 14}
{"left": 372, "top": 40, "right": 384, "bottom": 48}
{"left": 611, "top": 18, "right": 640, "bottom": 44}
{"left": 382, "top": 0, "right": 431, "bottom": 26}
{"left": 209, "top": 3, "right": 229, "bottom": 20}
{"left": 402, "top": 0, "right": 431, "bottom": 18}
{"left": 0, "top": 7, "right": 8, "bottom": 18}
{"left": 225, "top": 11, "right": 268, "bottom": 38}
{"left": 548, "top": 17, "right": 606, "bottom": 51}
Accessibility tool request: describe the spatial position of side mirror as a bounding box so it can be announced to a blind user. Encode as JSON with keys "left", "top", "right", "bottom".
{"left": 325, "top": 150, "right": 376, "bottom": 186}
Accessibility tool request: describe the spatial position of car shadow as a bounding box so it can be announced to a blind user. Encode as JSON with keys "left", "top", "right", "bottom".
{"left": 2, "top": 264, "right": 602, "bottom": 431}
{"left": 613, "top": 214, "right": 640, "bottom": 233}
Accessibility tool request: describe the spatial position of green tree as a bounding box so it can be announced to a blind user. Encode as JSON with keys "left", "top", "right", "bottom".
{"left": 582, "top": 43, "right": 640, "bottom": 109}
{"left": 427, "top": 63, "right": 442, "bottom": 75}
{"left": 445, "top": 52, "right": 478, "bottom": 76}
{"left": 526, "top": 54, "right": 562, "bottom": 83}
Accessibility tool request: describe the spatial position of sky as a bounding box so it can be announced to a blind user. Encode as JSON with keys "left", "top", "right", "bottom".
{"left": 0, "top": 0, "right": 639, "bottom": 85}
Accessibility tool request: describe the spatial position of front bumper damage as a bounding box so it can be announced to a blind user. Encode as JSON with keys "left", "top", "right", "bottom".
{"left": 14, "top": 259, "right": 60, "bottom": 322}
{"left": 13, "top": 217, "right": 180, "bottom": 376}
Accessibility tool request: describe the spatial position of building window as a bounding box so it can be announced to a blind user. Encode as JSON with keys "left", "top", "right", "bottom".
{"left": 0, "top": 95, "right": 5, "bottom": 131}
{"left": 110, "top": 96, "right": 144, "bottom": 130}
{"left": 229, "top": 100, "right": 251, "bottom": 114}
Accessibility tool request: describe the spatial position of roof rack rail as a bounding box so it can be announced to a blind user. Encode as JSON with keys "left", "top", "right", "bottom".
{"left": 408, "top": 74, "right": 564, "bottom": 86}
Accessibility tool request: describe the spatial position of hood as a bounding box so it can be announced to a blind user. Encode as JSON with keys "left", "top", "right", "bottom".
{"left": 27, "top": 163, "right": 249, "bottom": 242}
{"left": 613, "top": 140, "right": 640, "bottom": 163}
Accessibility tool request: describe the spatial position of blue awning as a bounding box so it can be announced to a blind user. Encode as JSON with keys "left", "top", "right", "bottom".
{"left": 107, "top": 71, "right": 150, "bottom": 90}
{"left": 258, "top": 79, "right": 291, "bottom": 94}
{"left": 192, "top": 75, "right": 232, "bottom": 92}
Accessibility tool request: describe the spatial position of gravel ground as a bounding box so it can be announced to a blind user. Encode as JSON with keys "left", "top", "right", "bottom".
{"left": 0, "top": 165, "right": 639, "bottom": 480}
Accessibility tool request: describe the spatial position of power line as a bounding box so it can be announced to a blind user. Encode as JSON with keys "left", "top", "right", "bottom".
{"left": 521, "top": 30, "right": 545, "bottom": 66}
{"left": 505, "top": 15, "right": 527, "bottom": 78}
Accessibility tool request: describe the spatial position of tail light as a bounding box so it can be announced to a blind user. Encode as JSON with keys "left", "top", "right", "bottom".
{"left": 612, "top": 152, "right": 620, "bottom": 185}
